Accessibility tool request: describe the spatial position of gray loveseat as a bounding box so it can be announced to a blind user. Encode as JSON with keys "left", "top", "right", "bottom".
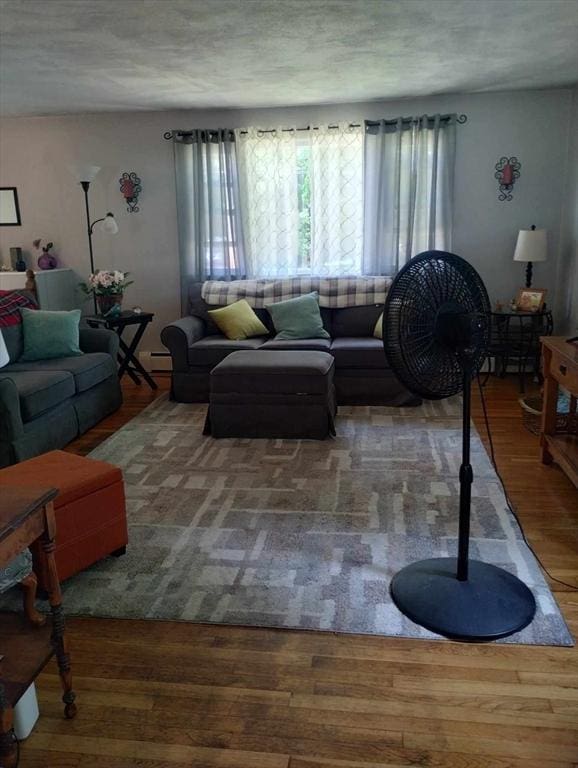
{"left": 0, "top": 297, "right": 122, "bottom": 467}
{"left": 161, "top": 282, "right": 419, "bottom": 406}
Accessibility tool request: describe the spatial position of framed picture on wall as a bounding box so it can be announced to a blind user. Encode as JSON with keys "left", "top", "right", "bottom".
{"left": 0, "top": 187, "right": 22, "bottom": 226}
{"left": 516, "top": 287, "right": 547, "bottom": 313}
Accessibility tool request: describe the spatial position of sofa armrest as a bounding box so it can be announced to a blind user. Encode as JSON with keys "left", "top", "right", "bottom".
{"left": 79, "top": 328, "right": 120, "bottom": 359}
{"left": 0, "top": 377, "right": 24, "bottom": 442}
{"left": 161, "top": 316, "right": 205, "bottom": 372}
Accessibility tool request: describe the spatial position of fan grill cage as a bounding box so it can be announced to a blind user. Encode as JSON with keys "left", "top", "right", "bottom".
{"left": 383, "top": 251, "right": 490, "bottom": 400}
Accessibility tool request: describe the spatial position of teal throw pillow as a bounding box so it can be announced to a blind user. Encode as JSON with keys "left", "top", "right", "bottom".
{"left": 19, "top": 308, "right": 83, "bottom": 362}
{"left": 267, "top": 292, "right": 329, "bottom": 340}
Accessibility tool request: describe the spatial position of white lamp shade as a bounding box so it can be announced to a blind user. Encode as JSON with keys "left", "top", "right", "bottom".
{"left": 513, "top": 228, "right": 547, "bottom": 263}
{"left": 102, "top": 213, "right": 118, "bottom": 234}
{"left": 0, "top": 329, "right": 9, "bottom": 369}
{"left": 68, "top": 164, "right": 101, "bottom": 183}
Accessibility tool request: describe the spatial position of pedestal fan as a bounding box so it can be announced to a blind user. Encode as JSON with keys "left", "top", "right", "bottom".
{"left": 383, "top": 250, "right": 536, "bottom": 641}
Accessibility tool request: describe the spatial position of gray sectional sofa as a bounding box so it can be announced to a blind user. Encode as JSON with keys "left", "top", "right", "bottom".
{"left": 161, "top": 283, "right": 419, "bottom": 406}
{"left": 0, "top": 299, "right": 122, "bottom": 467}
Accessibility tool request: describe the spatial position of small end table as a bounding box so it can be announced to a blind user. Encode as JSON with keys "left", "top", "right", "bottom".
{"left": 86, "top": 310, "right": 158, "bottom": 390}
{"left": 0, "top": 487, "right": 77, "bottom": 767}
{"left": 486, "top": 307, "right": 553, "bottom": 392}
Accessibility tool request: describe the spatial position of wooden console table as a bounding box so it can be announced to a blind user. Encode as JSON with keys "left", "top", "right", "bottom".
{"left": 0, "top": 487, "right": 77, "bottom": 767}
{"left": 540, "top": 337, "right": 578, "bottom": 488}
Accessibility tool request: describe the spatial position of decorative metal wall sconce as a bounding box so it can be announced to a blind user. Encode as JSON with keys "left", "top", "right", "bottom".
{"left": 119, "top": 172, "right": 141, "bottom": 213}
{"left": 494, "top": 156, "right": 521, "bottom": 201}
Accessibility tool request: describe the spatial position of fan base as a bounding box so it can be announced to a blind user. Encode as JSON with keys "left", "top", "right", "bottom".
{"left": 390, "top": 557, "right": 536, "bottom": 642}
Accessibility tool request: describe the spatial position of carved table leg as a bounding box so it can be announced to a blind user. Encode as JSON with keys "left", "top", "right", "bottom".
{"left": 41, "top": 501, "right": 77, "bottom": 720}
{"left": 0, "top": 683, "right": 17, "bottom": 768}
{"left": 21, "top": 571, "right": 46, "bottom": 627}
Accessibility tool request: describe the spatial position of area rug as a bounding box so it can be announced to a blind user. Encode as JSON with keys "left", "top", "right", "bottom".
{"left": 25, "top": 396, "right": 578, "bottom": 644}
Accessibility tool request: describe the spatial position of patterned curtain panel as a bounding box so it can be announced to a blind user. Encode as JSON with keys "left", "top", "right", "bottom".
{"left": 310, "top": 124, "right": 363, "bottom": 276}
{"left": 173, "top": 129, "right": 246, "bottom": 311}
{"left": 236, "top": 127, "right": 300, "bottom": 278}
{"left": 363, "top": 114, "right": 456, "bottom": 276}
{"left": 236, "top": 125, "right": 363, "bottom": 278}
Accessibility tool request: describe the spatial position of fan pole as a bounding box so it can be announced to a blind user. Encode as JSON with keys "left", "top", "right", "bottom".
{"left": 457, "top": 362, "right": 473, "bottom": 581}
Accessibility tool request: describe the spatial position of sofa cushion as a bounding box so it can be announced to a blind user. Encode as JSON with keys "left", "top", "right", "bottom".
{"left": 208, "top": 299, "right": 269, "bottom": 340}
{"left": 330, "top": 337, "right": 387, "bottom": 369}
{"left": 20, "top": 308, "right": 82, "bottom": 362}
{"left": 260, "top": 338, "right": 331, "bottom": 352}
{"left": 267, "top": 292, "right": 329, "bottom": 340}
{"left": 6, "top": 353, "right": 115, "bottom": 394}
{"left": 331, "top": 305, "right": 384, "bottom": 338}
{"left": 0, "top": 289, "right": 38, "bottom": 362}
{"left": 188, "top": 336, "right": 268, "bottom": 367}
{"left": 0, "top": 369, "right": 75, "bottom": 421}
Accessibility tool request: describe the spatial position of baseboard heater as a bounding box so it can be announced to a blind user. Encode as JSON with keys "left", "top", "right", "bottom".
{"left": 138, "top": 351, "right": 173, "bottom": 372}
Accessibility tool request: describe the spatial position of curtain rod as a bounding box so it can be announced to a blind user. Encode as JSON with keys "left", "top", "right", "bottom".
{"left": 163, "top": 113, "right": 467, "bottom": 140}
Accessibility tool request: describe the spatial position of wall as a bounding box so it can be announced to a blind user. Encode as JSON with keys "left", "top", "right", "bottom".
{"left": 0, "top": 88, "right": 574, "bottom": 351}
{"left": 558, "top": 87, "right": 578, "bottom": 335}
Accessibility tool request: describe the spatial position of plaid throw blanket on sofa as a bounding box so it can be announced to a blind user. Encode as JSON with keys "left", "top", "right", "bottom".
{"left": 0, "top": 289, "right": 37, "bottom": 327}
{"left": 201, "top": 277, "right": 391, "bottom": 308}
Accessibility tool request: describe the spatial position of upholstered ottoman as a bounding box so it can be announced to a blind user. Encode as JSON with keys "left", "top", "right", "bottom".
{"left": 205, "top": 350, "right": 336, "bottom": 439}
{"left": 0, "top": 450, "right": 128, "bottom": 589}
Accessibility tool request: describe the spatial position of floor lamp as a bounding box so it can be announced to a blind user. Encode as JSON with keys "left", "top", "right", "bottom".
{"left": 72, "top": 165, "right": 119, "bottom": 314}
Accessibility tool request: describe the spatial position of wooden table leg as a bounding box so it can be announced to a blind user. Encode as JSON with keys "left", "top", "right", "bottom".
{"left": 41, "top": 501, "right": 77, "bottom": 720}
{"left": 540, "top": 345, "right": 558, "bottom": 465}
{"left": 0, "top": 684, "right": 17, "bottom": 768}
{"left": 21, "top": 571, "right": 46, "bottom": 627}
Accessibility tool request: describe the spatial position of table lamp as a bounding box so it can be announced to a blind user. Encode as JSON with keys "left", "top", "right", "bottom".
{"left": 513, "top": 225, "right": 547, "bottom": 288}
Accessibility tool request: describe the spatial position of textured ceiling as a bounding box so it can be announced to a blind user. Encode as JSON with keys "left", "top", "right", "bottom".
{"left": 0, "top": 0, "right": 577, "bottom": 116}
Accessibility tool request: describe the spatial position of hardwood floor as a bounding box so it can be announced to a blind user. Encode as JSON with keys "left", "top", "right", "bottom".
{"left": 20, "top": 375, "right": 578, "bottom": 768}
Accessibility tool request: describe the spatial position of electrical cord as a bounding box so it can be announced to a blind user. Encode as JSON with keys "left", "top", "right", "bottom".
{"left": 476, "top": 374, "right": 578, "bottom": 592}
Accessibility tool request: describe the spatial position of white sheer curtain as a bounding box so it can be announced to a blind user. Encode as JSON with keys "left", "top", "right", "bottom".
{"left": 363, "top": 114, "right": 456, "bottom": 275}
{"left": 310, "top": 124, "right": 363, "bottom": 275}
{"left": 236, "top": 124, "right": 364, "bottom": 278}
{"left": 235, "top": 127, "right": 300, "bottom": 278}
{"left": 173, "top": 129, "right": 246, "bottom": 309}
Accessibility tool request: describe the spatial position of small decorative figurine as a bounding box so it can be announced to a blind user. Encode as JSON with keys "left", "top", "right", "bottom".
{"left": 33, "top": 239, "right": 58, "bottom": 269}
{"left": 25, "top": 269, "right": 36, "bottom": 292}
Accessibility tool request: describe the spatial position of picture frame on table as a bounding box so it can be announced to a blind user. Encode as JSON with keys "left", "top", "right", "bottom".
{"left": 516, "top": 287, "right": 547, "bottom": 313}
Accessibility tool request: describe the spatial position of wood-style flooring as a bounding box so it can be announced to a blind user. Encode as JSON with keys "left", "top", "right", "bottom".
{"left": 20, "top": 374, "right": 578, "bottom": 768}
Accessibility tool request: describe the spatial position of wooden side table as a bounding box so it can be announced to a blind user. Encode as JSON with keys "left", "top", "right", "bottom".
{"left": 540, "top": 337, "right": 578, "bottom": 488}
{"left": 0, "top": 487, "right": 77, "bottom": 767}
{"left": 86, "top": 310, "right": 158, "bottom": 390}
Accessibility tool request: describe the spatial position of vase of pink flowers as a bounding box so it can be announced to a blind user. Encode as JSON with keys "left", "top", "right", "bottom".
{"left": 80, "top": 270, "right": 134, "bottom": 316}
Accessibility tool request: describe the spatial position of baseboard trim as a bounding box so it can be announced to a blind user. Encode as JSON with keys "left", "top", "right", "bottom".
{"left": 138, "top": 351, "right": 173, "bottom": 372}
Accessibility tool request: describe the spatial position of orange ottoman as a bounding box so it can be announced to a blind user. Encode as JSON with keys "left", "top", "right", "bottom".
{"left": 0, "top": 450, "right": 128, "bottom": 589}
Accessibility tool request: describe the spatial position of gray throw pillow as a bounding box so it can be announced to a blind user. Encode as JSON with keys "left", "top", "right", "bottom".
{"left": 266, "top": 292, "right": 329, "bottom": 340}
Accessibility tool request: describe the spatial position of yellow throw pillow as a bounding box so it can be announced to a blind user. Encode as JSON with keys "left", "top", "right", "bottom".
{"left": 208, "top": 299, "right": 268, "bottom": 340}
{"left": 373, "top": 312, "right": 383, "bottom": 340}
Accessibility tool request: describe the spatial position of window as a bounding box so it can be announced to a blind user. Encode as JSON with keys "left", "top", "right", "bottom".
{"left": 236, "top": 125, "right": 363, "bottom": 278}
{"left": 296, "top": 141, "right": 312, "bottom": 271}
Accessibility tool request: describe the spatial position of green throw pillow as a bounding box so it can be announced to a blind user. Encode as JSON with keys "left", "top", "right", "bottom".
{"left": 19, "top": 308, "right": 83, "bottom": 362}
{"left": 267, "top": 292, "right": 329, "bottom": 340}
{"left": 208, "top": 299, "right": 268, "bottom": 340}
